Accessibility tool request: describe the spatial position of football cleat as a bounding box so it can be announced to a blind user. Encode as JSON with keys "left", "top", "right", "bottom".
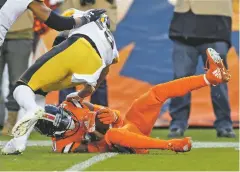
{"left": 12, "top": 108, "right": 45, "bottom": 137}
{"left": 1, "top": 139, "right": 23, "bottom": 155}
{"left": 167, "top": 137, "right": 192, "bottom": 153}
{"left": 205, "top": 48, "right": 231, "bottom": 86}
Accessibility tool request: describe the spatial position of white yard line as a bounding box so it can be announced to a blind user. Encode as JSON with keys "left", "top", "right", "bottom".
{"left": 64, "top": 152, "right": 118, "bottom": 172}
{"left": 0, "top": 140, "right": 239, "bottom": 148}
{"left": 63, "top": 141, "right": 239, "bottom": 171}
{"left": 193, "top": 141, "right": 239, "bottom": 148}
{"left": 0, "top": 140, "right": 51, "bottom": 147}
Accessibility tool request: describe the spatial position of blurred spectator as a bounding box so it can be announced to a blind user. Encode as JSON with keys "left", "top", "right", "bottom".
{"left": 168, "top": 0, "right": 235, "bottom": 138}
{"left": 0, "top": 9, "right": 34, "bottom": 135}
{"left": 58, "top": 0, "right": 117, "bottom": 106}
{"left": 32, "top": 0, "right": 63, "bottom": 55}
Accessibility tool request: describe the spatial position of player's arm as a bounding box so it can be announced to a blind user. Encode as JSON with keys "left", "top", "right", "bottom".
{"left": 28, "top": 1, "right": 106, "bottom": 31}
{"left": 82, "top": 100, "right": 122, "bottom": 127}
{"left": 82, "top": 101, "right": 123, "bottom": 127}
{"left": 80, "top": 65, "right": 110, "bottom": 99}
{"left": 67, "top": 66, "right": 110, "bottom": 101}
{"left": 79, "top": 65, "right": 110, "bottom": 98}
{"left": 96, "top": 65, "right": 110, "bottom": 89}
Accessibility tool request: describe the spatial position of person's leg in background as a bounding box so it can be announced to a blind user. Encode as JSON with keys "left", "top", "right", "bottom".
{"left": 0, "top": 44, "right": 6, "bottom": 129}
{"left": 1, "top": 39, "right": 32, "bottom": 135}
{"left": 58, "top": 79, "right": 108, "bottom": 105}
{"left": 199, "top": 41, "right": 235, "bottom": 137}
{"left": 58, "top": 80, "right": 108, "bottom": 105}
{"left": 90, "top": 78, "right": 108, "bottom": 106}
{"left": 168, "top": 40, "right": 200, "bottom": 137}
{"left": 58, "top": 87, "right": 76, "bottom": 104}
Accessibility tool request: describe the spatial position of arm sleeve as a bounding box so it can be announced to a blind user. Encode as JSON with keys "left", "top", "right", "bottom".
{"left": 44, "top": 11, "right": 76, "bottom": 31}
{"left": 44, "top": 10, "right": 90, "bottom": 31}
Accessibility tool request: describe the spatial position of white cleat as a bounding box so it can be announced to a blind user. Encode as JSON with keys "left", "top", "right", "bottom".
{"left": 1, "top": 139, "right": 23, "bottom": 155}
{"left": 12, "top": 108, "right": 45, "bottom": 137}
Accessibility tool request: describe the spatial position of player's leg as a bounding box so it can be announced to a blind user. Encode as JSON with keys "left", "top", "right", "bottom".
{"left": 0, "top": 44, "right": 6, "bottom": 130}
{"left": 40, "top": 36, "right": 103, "bottom": 92}
{"left": 1, "top": 124, "right": 35, "bottom": 155}
{"left": 8, "top": 35, "right": 103, "bottom": 144}
{"left": 11, "top": 35, "right": 87, "bottom": 128}
{"left": 66, "top": 37, "right": 104, "bottom": 86}
{"left": 8, "top": 39, "right": 77, "bottom": 138}
{"left": 16, "top": 34, "right": 101, "bottom": 115}
{"left": 124, "top": 75, "right": 209, "bottom": 136}
{"left": 125, "top": 48, "right": 231, "bottom": 136}
{"left": 1, "top": 84, "right": 43, "bottom": 155}
{"left": 201, "top": 42, "right": 234, "bottom": 137}
{"left": 2, "top": 39, "right": 32, "bottom": 135}
{"left": 105, "top": 123, "right": 192, "bottom": 153}
{"left": 1, "top": 35, "right": 86, "bottom": 154}
{"left": 19, "top": 37, "right": 82, "bottom": 92}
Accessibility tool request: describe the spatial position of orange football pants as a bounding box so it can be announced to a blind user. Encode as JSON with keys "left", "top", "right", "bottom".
{"left": 105, "top": 75, "right": 207, "bottom": 151}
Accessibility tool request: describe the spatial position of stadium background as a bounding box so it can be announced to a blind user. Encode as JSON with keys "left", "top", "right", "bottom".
{"left": 2, "top": 0, "right": 239, "bottom": 127}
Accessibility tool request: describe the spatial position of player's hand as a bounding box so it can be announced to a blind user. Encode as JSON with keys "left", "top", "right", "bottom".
{"left": 97, "top": 108, "right": 118, "bottom": 124}
{"left": 66, "top": 92, "right": 83, "bottom": 102}
{"left": 83, "top": 9, "right": 106, "bottom": 23}
{"left": 74, "top": 9, "right": 106, "bottom": 28}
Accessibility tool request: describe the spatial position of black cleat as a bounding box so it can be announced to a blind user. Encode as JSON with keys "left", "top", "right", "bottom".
{"left": 168, "top": 128, "right": 184, "bottom": 138}
{"left": 217, "top": 128, "right": 236, "bottom": 138}
{"left": 1, "top": 150, "right": 22, "bottom": 155}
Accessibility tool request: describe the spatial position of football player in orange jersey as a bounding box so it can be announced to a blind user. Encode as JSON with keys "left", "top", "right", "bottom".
{"left": 59, "top": 48, "right": 230, "bottom": 154}
{"left": 34, "top": 100, "right": 120, "bottom": 153}
{"left": 3, "top": 48, "right": 230, "bottom": 154}
{"left": 102, "top": 48, "right": 230, "bottom": 153}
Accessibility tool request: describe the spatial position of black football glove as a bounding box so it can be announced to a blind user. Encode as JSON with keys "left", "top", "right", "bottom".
{"left": 74, "top": 9, "right": 106, "bottom": 28}
{"left": 83, "top": 9, "right": 106, "bottom": 23}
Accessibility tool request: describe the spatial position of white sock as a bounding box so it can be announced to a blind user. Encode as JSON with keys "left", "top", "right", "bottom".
{"left": 35, "top": 95, "right": 46, "bottom": 109}
{"left": 203, "top": 74, "right": 210, "bottom": 85}
{"left": 13, "top": 85, "right": 38, "bottom": 112}
{"left": 12, "top": 124, "right": 35, "bottom": 152}
{"left": 11, "top": 85, "right": 44, "bottom": 153}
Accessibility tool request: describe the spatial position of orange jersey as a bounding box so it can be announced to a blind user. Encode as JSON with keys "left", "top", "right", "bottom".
{"left": 51, "top": 101, "right": 123, "bottom": 153}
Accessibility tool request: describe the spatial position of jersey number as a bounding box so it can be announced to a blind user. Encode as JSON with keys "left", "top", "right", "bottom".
{"left": 95, "top": 20, "right": 114, "bottom": 49}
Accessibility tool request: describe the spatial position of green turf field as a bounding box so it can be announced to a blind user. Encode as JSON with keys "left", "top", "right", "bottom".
{"left": 0, "top": 129, "right": 239, "bottom": 171}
